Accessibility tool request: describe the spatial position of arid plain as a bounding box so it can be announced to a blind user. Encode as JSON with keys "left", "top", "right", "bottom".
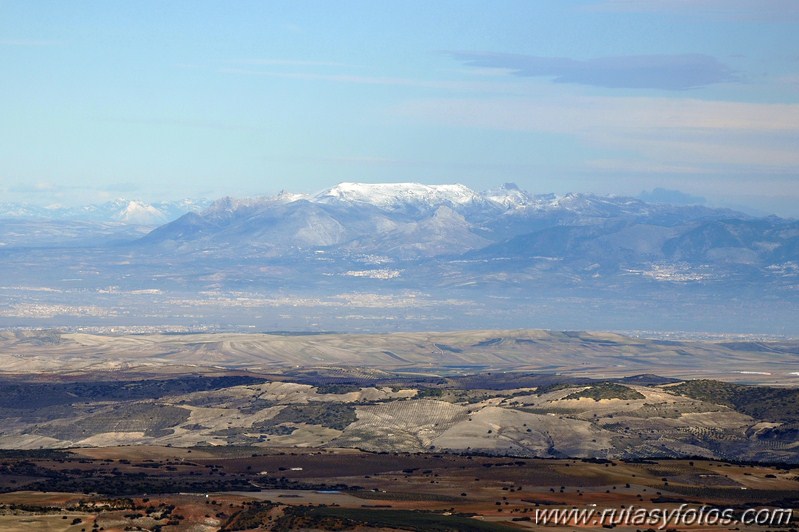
{"left": 0, "top": 329, "right": 797, "bottom": 530}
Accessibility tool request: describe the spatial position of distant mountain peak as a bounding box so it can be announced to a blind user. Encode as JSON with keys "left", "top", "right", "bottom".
{"left": 483, "top": 183, "right": 532, "bottom": 210}
{"left": 202, "top": 196, "right": 271, "bottom": 218}
{"left": 0, "top": 198, "right": 211, "bottom": 224}
{"left": 275, "top": 190, "right": 309, "bottom": 203}
{"left": 314, "top": 182, "right": 482, "bottom": 210}
{"left": 116, "top": 200, "right": 168, "bottom": 225}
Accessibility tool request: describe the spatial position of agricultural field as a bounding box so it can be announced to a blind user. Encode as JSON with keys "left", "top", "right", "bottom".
{"left": 0, "top": 447, "right": 797, "bottom": 531}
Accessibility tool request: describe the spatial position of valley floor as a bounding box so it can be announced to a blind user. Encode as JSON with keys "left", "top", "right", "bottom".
{"left": 0, "top": 447, "right": 797, "bottom": 531}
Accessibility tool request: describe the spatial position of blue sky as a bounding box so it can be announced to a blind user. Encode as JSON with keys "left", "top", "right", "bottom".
{"left": 1, "top": 0, "right": 798, "bottom": 215}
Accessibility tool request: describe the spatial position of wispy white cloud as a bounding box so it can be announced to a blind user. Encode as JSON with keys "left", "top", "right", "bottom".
{"left": 586, "top": 0, "right": 799, "bottom": 21}
{"left": 96, "top": 116, "right": 262, "bottom": 133}
{"left": 586, "top": 159, "right": 713, "bottom": 175}
{"left": 219, "top": 67, "right": 535, "bottom": 94}
{"left": 449, "top": 52, "right": 739, "bottom": 90}
{"left": 0, "top": 39, "right": 63, "bottom": 47}
{"left": 221, "top": 67, "right": 449, "bottom": 88}
{"left": 396, "top": 96, "right": 799, "bottom": 172}
{"left": 232, "top": 58, "right": 358, "bottom": 68}
{"left": 401, "top": 96, "right": 799, "bottom": 133}
{"left": 324, "top": 155, "right": 402, "bottom": 165}
{"left": 101, "top": 182, "right": 140, "bottom": 193}
{"left": 9, "top": 182, "right": 61, "bottom": 193}
{"left": 596, "top": 132, "right": 799, "bottom": 170}
{"left": 5, "top": 180, "right": 155, "bottom": 207}
{"left": 777, "top": 75, "right": 799, "bottom": 91}
{"left": 399, "top": 96, "right": 799, "bottom": 133}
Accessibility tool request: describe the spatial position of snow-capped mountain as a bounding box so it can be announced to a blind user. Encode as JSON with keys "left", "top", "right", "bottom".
{"left": 2, "top": 181, "right": 797, "bottom": 335}
{"left": 313, "top": 182, "right": 485, "bottom": 213}
{"left": 136, "top": 182, "right": 782, "bottom": 265}
{"left": 117, "top": 200, "right": 169, "bottom": 225}
{"left": 0, "top": 198, "right": 211, "bottom": 223}
{"left": 306, "top": 182, "right": 725, "bottom": 221}
{"left": 5, "top": 182, "right": 791, "bottom": 269}
{"left": 482, "top": 182, "right": 534, "bottom": 209}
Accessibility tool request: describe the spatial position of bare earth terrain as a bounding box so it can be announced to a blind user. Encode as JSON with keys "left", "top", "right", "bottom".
{"left": 1, "top": 328, "right": 797, "bottom": 384}
{"left": 0, "top": 447, "right": 797, "bottom": 531}
{"left": 0, "top": 329, "right": 797, "bottom": 530}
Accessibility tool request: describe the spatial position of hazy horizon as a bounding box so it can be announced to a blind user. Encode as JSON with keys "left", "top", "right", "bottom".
{"left": 0, "top": 182, "right": 792, "bottom": 220}
{"left": 2, "top": 1, "right": 798, "bottom": 216}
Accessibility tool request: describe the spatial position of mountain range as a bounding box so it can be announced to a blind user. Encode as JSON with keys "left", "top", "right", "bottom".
{"left": 0, "top": 182, "right": 797, "bottom": 334}
{"left": 140, "top": 182, "right": 797, "bottom": 271}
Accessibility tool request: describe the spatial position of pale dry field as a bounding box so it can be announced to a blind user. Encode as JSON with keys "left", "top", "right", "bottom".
{"left": 2, "top": 329, "right": 797, "bottom": 384}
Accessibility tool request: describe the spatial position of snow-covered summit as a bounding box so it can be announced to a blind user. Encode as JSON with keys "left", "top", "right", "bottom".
{"left": 274, "top": 190, "right": 310, "bottom": 203}
{"left": 539, "top": 192, "right": 652, "bottom": 217}
{"left": 314, "top": 182, "right": 483, "bottom": 211}
{"left": 310, "top": 182, "right": 645, "bottom": 216}
{"left": 116, "top": 200, "right": 169, "bottom": 225}
{"left": 483, "top": 183, "right": 533, "bottom": 209}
